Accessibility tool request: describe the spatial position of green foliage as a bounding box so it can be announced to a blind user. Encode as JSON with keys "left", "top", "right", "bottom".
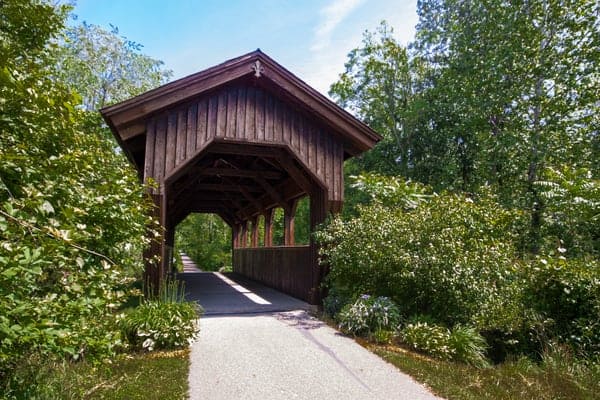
{"left": 521, "top": 256, "right": 600, "bottom": 357}
{"left": 318, "top": 188, "right": 524, "bottom": 327}
{"left": 55, "top": 20, "right": 172, "bottom": 110}
{"left": 448, "top": 325, "right": 489, "bottom": 367}
{"left": 401, "top": 320, "right": 454, "bottom": 360}
{"left": 333, "top": 3, "right": 600, "bottom": 252}
{"left": 337, "top": 295, "right": 401, "bottom": 337}
{"left": 272, "top": 196, "right": 310, "bottom": 245}
{"left": 400, "top": 319, "right": 488, "bottom": 366}
{"left": 350, "top": 172, "right": 431, "bottom": 210}
{"left": 120, "top": 280, "right": 202, "bottom": 351}
{"left": 329, "top": 21, "right": 422, "bottom": 176}
{"left": 175, "top": 213, "right": 231, "bottom": 271}
{"left": 322, "top": 286, "right": 350, "bottom": 318}
{"left": 0, "top": 0, "right": 162, "bottom": 389}
{"left": 2, "top": 350, "right": 189, "bottom": 400}
{"left": 376, "top": 345, "right": 600, "bottom": 400}
{"left": 536, "top": 166, "right": 600, "bottom": 256}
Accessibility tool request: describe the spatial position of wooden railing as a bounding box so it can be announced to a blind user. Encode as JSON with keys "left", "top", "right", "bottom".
{"left": 233, "top": 246, "right": 313, "bottom": 302}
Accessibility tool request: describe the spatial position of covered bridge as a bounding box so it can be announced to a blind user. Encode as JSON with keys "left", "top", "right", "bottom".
{"left": 101, "top": 50, "right": 380, "bottom": 304}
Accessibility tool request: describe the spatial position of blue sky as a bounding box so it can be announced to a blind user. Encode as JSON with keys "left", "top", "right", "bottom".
{"left": 72, "top": 0, "right": 418, "bottom": 95}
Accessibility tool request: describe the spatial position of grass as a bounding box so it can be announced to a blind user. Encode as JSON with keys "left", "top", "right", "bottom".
{"left": 4, "top": 349, "right": 190, "bottom": 399}
{"left": 367, "top": 342, "right": 599, "bottom": 400}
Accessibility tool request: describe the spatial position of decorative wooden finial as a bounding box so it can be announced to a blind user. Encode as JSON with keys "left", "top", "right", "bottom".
{"left": 252, "top": 60, "right": 264, "bottom": 78}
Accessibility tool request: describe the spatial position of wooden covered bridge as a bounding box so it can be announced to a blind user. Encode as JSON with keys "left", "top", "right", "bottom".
{"left": 101, "top": 50, "right": 379, "bottom": 304}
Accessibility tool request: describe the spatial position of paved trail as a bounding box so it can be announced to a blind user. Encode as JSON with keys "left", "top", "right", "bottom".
{"left": 180, "top": 265, "right": 442, "bottom": 400}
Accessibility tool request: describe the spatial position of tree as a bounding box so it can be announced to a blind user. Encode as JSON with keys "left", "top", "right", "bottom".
{"left": 0, "top": 0, "right": 157, "bottom": 378}
{"left": 413, "top": 0, "right": 600, "bottom": 251}
{"left": 55, "top": 20, "right": 172, "bottom": 111}
{"left": 330, "top": 22, "right": 422, "bottom": 176}
{"left": 175, "top": 213, "right": 232, "bottom": 271}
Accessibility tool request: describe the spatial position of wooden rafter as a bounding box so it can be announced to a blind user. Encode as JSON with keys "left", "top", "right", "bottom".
{"left": 199, "top": 167, "right": 283, "bottom": 180}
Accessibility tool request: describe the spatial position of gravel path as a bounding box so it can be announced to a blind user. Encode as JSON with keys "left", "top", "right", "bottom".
{"left": 183, "top": 272, "right": 442, "bottom": 400}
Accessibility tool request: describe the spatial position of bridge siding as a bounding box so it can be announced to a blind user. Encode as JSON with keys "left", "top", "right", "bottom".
{"left": 144, "top": 84, "right": 344, "bottom": 203}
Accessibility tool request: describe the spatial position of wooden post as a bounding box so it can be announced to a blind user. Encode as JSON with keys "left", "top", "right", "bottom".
{"left": 309, "top": 188, "right": 329, "bottom": 304}
{"left": 284, "top": 199, "right": 298, "bottom": 246}
{"left": 264, "top": 209, "right": 274, "bottom": 247}
{"left": 232, "top": 224, "right": 240, "bottom": 249}
{"left": 143, "top": 193, "right": 165, "bottom": 296}
{"left": 240, "top": 221, "right": 248, "bottom": 248}
{"left": 250, "top": 216, "right": 259, "bottom": 247}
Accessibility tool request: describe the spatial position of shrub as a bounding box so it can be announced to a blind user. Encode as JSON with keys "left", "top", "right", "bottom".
{"left": 400, "top": 320, "right": 453, "bottom": 360}
{"left": 337, "top": 295, "right": 401, "bottom": 337}
{"left": 317, "top": 192, "right": 524, "bottom": 327}
{"left": 120, "top": 280, "right": 202, "bottom": 351}
{"left": 448, "top": 325, "right": 489, "bottom": 367}
{"left": 521, "top": 256, "right": 600, "bottom": 357}
{"left": 0, "top": 1, "right": 155, "bottom": 376}
{"left": 400, "top": 318, "right": 489, "bottom": 366}
{"left": 322, "top": 286, "right": 351, "bottom": 318}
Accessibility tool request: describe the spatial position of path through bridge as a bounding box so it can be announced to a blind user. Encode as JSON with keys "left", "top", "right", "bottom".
{"left": 179, "top": 258, "right": 442, "bottom": 400}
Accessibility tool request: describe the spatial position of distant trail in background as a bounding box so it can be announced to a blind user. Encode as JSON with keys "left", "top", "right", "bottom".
{"left": 180, "top": 253, "right": 203, "bottom": 273}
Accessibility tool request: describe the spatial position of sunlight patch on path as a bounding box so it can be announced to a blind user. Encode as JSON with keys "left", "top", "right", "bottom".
{"left": 213, "top": 272, "right": 272, "bottom": 305}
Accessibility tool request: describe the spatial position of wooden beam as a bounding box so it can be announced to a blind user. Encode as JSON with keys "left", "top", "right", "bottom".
{"left": 120, "top": 122, "right": 146, "bottom": 140}
{"left": 199, "top": 167, "right": 283, "bottom": 180}
{"left": 254, "top": 176, "right": 287, "bottom": 209}
{"left": 264, "top": 208, "right": 274, "bottom": 247}
{"left": 238, "top": 186, "right": 265, "bottom": 215}
{"left": 197, "top": 183, "right": 263, "bottom": 193}
{"left": 237, "top": 178, "right": 304, "bottom": 218}
{"left": 232, "top": 224, "right": 241, "bottom": 248}
{"left": 250, "top": 215, "right": 259, "bottom": 247}
{"left": 275, "top": 153, "right": 313, "bottom": 195}
{"left": 284, "top": 198, "right": 298, "bottom": 246}
{"left": 208, "top": 142, "right": 280, "bottom": 158}
{"left": 240, "top": 221, "right": 248, "bottom": 248}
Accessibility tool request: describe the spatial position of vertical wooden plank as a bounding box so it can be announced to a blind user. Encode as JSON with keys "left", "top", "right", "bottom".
{"left": 144, "top": 119, "right": 156, "bottom": 184}
{"left": 316, "top": 128, "right": 325, "bottom": 179}
{"left": 165, "top": 112, "right": 177, "bottom": 173}
{"left": 207, "top": 95, "right": 218, "bottom": 140}
{"left": 226, "top": 88, "right": 237, "bottom": 138}
{"left": 274, "top": 100, "right": 283, "bottom": 143}
{"left": 217, "top": 89, "right": 227, "bottom": 138}
{"left": 298, "top": 117, "right": 307, "bottom": 160}
{"left": 176, "top": 108, "right": 187, "bottom": 166}
{"left": 256, "top": 88, "right": 265, "bottom": 141}
{"left": 186, "top": 104, "right": 197, "bottom": 157}
{"left": 265, "top": 93, "right": 274, "bottom": 141}
{"left": 154, "top": 116, "right": 167, "bottom": 184}
{"left": 245, "top": 87, "right": 256, "bottom": 141}
{"left": 236, "top": 87, "right": 246, "bottom": 139}
{"left": 308, "top": 125, "right": 316, "bottom": 172}
{"left": 328, "top": 135, "right": 335, "bottom": 194}
{"left": 332, "top": 142, "right": 341, "bottom": 201}
{"left": 196, "top": 98, "right": 208, "bottom": 148}
{"left": 289, "top": 112, "right": 297, "bottom": 152}
{"left": 338, "top": 144, "right": 344, "bottom": 201}
{"left": 282, "top": 106, "right": 291, "bottom": 145}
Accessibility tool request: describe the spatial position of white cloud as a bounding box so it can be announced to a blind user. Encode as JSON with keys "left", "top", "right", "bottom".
{"left": 303, "top": 0, "right": 418, "bottom": 96}
{"left": 311, "top": 0, "right": 366, "bottom": 52}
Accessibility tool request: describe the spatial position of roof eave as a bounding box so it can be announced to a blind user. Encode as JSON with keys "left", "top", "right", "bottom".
{"left": 100, "top": 49, "right": 381, "bottom": 155}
